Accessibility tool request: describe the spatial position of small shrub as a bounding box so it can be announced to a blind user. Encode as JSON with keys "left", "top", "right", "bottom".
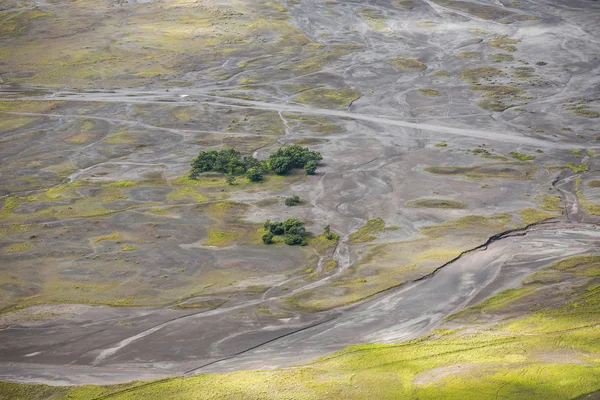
{"left": 262, "top": 232, "right": 274, "bottom": 244}
{"left": 246, "top": 167, "right": 263, "bottom": 182}
{"left": 285, "top": 195, "right": 301, "bottom": 206}
{"left": 304, "top": 160, "right": 318, "bottom": 175}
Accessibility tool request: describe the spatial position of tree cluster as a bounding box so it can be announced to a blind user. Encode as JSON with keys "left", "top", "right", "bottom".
{"left": 262, "top": 218, "right": 308, "bottom": 246}
{"left": 189, "top": 149, "right": 262, "bottom": 180}
{"left": 268, "top": 145, "right": 322, "bottom": 176}
{"left": 189, "top": 145, "right": 322, "bottom": 182}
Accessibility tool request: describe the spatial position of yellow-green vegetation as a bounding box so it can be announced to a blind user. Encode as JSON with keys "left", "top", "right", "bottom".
{"left": 566, "top": 163, "right": 589, "bottom": 173}
{"left": 550, "top": 254, "right": 600, "bottom": 276}
{"left": 204, "top": 231, "right": 242, "bottom": 247}
{"left": 435, "top": 141, "right": 447, "bottom": 147}
{"left": 107, "top": 180, "right": 137, "bottom": 188}
{"left": 11, "top": 256, "right": 599, "bottom": 400}
{"left": 357, "top": 8, "right": 388, "bottom": 31}
{"left": 460, "top": 66, "right": 504, "bottom": 82}
{"left": 201, "top": 202, "right": 263, "bottom": 247}
{"left": 392, "top": 0, "right": 414, "bottom": 9}
{"left": 418, "top": 88, "right": 440, "bottom": 96}
{"left": 0, "top": 0, "right": 313, "bottom": 88}
{"left": 469, "top": 85, "right": 526, "bottom": 111}
{"left": 283, "top": 114, "right": 342, "bottom": 134}
{"left": 517, "top": 208, "right": 556, "bottom": 226}
{"left": 0, "top": 224, "right": 34, "bottom": 239}
{"left": 562, "top": 98, "right": 600, "bottom": 118}
{"left": 166, "top": 187, "right": 207, "bottom": 203}
{"left": 0, "top": 197, "right": 19, "bottom": 219}
{"left": 489, "top": 37, "right": 520, "bottom": 51}
{"left": 425, "top": 163, "right": 536, "bottom": 179}
{"left": 417, "top": 20, "right": 437, "bottom": 27}
{"left": 513, "top": 66, "right": 535, "bottom": 79}
{"left": 456, "top": 51, "right": 480, "bottom": 59}
{"left": 420, "top": 213, "right": 512, "bottom": 239}
{"left": 349, "top": 218, "right": 385, "bottom": 243}
{"left": 94, "top": 233, "right": 122, "bottom": 244}
{"left": 388, "top": 57, "right": 427, "bottom": 71}
{"left": 286, "top": 214, "right": 512, "bottom": 311}
{"left": 174, "top": 298, "right": 228, "bottom": 310}
{"left": 509, "top": 151, "right": 535, "bottom": 161}
{"left": 405, "top": 198, "right": 466, "bottom": 209}
{"left": 490, "top": 53, "right": 514, "bottom": 62}
{"left": 3, "top": 242, "right": 33, "bottom": 253}
{"left": 307, "top": 234, "right": 339, "bottom": 254}
{"left": 588, "top": 180, "right": 600, "bottom": 188}
{"left": 433, "top": 70, "right": 451, "bottom": 77}
{"left": 295, "top": 87, "right": 360, "bottom": 108}
{"left": 324, "top": 258, "right": 338, "bottom": 273}
{"left": 448, "top": 285, "right": 539, "bottom": 320}
{"left": 540, "top": 195, "right": 562, "bottom": 212}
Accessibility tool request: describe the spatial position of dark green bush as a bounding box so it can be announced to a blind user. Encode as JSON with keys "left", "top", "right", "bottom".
{"left": 262, "top": 232, "right": 274, "bottom": 244}
{"left": 285, "top": 195, "right": 300, "bottom": 206}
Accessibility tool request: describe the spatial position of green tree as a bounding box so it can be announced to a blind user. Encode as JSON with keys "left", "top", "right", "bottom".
{"left": 283, "top": 218, "right": 305, "bottom": 235}
{"left": 226, "top": 174, "right": 236, "bottom": 185}
{"left": 269, "top": 156, "right": 293, "bottom": 175}
{"left": 268, "top": 145, "right": 322, "bottom": 175}
{"left": 246, "top": 167, "right": 263, "bottom": 182}
{"left": 284, "top": 234, "right": 307, "bottom": 246}
{"left": 304, "top": 160, "right": 317, "bottom": 175}
{"left": 262, "top": 232, "right": 274, "bottom": 244}
{"left": 324, "top": 224, "right": 333, "bottom": 240}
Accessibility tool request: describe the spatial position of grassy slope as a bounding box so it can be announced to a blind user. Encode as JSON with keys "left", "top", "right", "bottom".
{"left": 2, "top": 255, "right": 599, "bottom": 399}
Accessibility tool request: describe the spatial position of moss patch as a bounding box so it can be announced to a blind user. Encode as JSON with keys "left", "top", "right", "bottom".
{"left": 405, "top": 199, "right": 466, "bottom": 209}
{"left": 425, "top": 163, "right": 536, "bottom": 180}
{"left": 349, "top": 218, "right": 385, "bottom": 244}
{"left": 388, "top": 57, "right": 427, "bottom": 71}
{"left": 295, "top": 87, "right": 360, "bottom": 109}
{"left": 418, "top": 88, "right": 440, "bottom": 96}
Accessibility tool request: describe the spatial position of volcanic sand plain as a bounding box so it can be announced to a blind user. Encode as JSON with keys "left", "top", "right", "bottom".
{"left": 1, "top": 0, "right": 600, "bottom": 398}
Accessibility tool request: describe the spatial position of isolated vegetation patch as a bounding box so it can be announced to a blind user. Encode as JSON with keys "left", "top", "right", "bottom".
{"left": 388, "top": 57, "right": 427, "bottom": 71}
{"left": 406, "top": 199, "right": 467, "bottom": 209}
{"left": 295, "top": 87, "right": 360, "bottom": 108}
{"left": 425, "top": 163, "right": 536, "bottom": 179}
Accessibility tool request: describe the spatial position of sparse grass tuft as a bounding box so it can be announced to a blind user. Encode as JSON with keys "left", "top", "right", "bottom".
{"left": 418, "top": 88, "right": 440, "bottom": 96}
{"left": 349, "top": 218, "right": 385, "bottom": 243}
{"left": 509, "top": 152, "right": 535, "bottom": 161}
{"left": 388, "top": 57, "right": 427, "bottom": 71}
{"left": 406, "top": 199, "right": 466, "bottom": 209}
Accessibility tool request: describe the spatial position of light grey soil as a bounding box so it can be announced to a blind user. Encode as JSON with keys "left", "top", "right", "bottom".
{"left": 1, "top": 0, "right": 600, "bottom": 386}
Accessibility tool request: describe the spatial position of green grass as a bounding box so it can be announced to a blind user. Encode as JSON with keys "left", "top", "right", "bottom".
{"left": 456, "top": 51, "right": 480, "bottom": 59}
{"left": 5, "top": 255, "right": 599, "bottom": 399}
{"left": 490, "top": 53, "right": 514, "bottom": 62}
{"left": 509, "top": 152, "right": 535, "bottom": 161}
{"left": 425, "top": 163, "right": 536, "bottom": 180}
{"left": 405, "top": 198, "right": 466, "bottom": 209}
{"left": 517, "top": 208, "right": 557, "bottom": 225}
{"left": 388, "top": 57, "right": 426, "bottom": 71}
{"left": 418, "top": 88, "right": 440, "bottom": 96}
{"left": 540, "top": 195, "right": 561, "bottom": 212}
{"left": 295, "top": 87, "right": 360, "bottom": 108}
{"left": 448, "top": 285, "right": 539, "bottom": 320}
{"left": 349, "top": 218, "right": 385, "bottom": 243}
{"left": 435, "top": 141, "right": 447, "bottom": 147}
{"left": 460, "top": 66, "right": 503, "bottom": 82}
{"left": 566, "top": 163, "right": 589, "bottom": 173}
{"left": 489, "top": 37, "right": 520, "bottom": 51}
